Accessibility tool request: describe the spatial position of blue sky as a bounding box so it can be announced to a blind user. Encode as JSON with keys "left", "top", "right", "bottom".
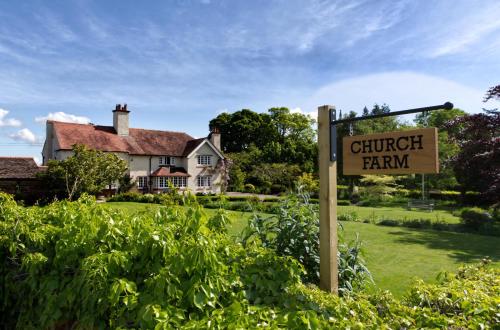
{"left": 1, "top": 0, "right": 499, "bottom": 163}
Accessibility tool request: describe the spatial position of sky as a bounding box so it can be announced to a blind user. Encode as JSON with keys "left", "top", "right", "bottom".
{"left": 1, "top": 0, "right": 499, "bottom": 163}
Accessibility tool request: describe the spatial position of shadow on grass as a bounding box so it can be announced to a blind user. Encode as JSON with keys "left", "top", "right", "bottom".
{"left": 388, "top": 229, "right": 500, "bottom": 263}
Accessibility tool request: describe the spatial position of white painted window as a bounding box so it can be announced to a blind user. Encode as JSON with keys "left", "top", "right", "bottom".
{"left": 137, "top": 176, "right": 147, "bottom": 188}
{"left": 159, "top": 156, "right": 175, "bottom": 166}
{"left": 170, "top": 176, "right": 187, "bottom": 188}
{"left": 197, "top": 175, "right": 211, "bottom": 187}
{"left": 158, "top": 176, "right": 186, "bottom": 188}
{"left": 197, "top": 155, "right": 212, "bottom": 166}
{"left": 158, "top": 177, "right": 167, "bottom": 188}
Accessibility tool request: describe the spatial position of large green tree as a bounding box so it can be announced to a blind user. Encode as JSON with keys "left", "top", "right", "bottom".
{"left": 413, "top": 108, "right": 466, "bottom": 190}
{"left": 44, "top": 145, "right": 127, "bottom": 200}
{"left": 210, "top": 108, "right": 317, "bottom": 193}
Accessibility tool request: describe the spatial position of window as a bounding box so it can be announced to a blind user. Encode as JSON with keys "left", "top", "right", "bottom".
{"left": 170, "top": 176, "right": 187, "bottom": 188}
{"left": 158, "top": 177, "right": 167, "bottom": 188}
{"left": 159, "top": 156, "right": 175, "bottom": 166}
{"left": 197, "top": 155, "right": 212, "bottom": 166}
{"left": 137, "top": 176, "right": 147, "bottom": 188}
{"left": 197, "top": 175, "right": 211, "bottom": 187}
{"left": 157, "top": 176, "right": 186, "bottom": 188}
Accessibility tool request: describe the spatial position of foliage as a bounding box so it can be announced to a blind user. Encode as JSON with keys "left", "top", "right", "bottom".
{"left": 42, "top": 144, "right": 127, "bottom": 200}
{"left": 210, "top": 107, "right": 316, "bottom": 192}
{"left": 215, "top": 158, "right": 233, "bottom": 193}
{"left": 247, "top": 163, "right": 302, "bottom": 194}
{"left": 1, "top": 193, "right": 499, "bottom": 328}
{"left": 460, "top": 207, "right": 493, "bottom": 230}
{"left": 404, "top": 259, "right": 499, "bottom": 327}
{"left": 414, "top": 108, "right": 466, "bottom": 190}
{"left": 118, "top": 174, "right": 135, "bottom": 193}
{"left": 108, "top": 190, "right": 192, "bottom": 206}
{"left": 359, "top": 175, "right": 401, "bottom": 202}
{"left": 241, "top": 190, "right": 372, "bottom": 292}
{"left": 445, "top": 109, "right": 500, "bottom": 204}
{"left": 296, "top": 172, "right": 319, "bottom": 196}
{"left": 483, "top": 84, "right": 500, "bottom": 102}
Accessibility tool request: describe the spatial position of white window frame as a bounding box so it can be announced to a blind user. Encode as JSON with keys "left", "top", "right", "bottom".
{"left": 170, "top": 176, "right": 187, "bottom": 188}
{"left": 157, "top": 176, "right": 187, "bottom": 188}
{"left": 137, "top": 176, "right": 147, "bottom": 188}
{"left": 159, "top": 156, "right": 175, "bottom": 166}
{"left": 197, "top": 175, "right": 212, "bottom": 187}
{"left": 197, "top": 155, "right": 212, "bottom": 166}
{"left": 158, "top": 177, "right": 167, "bottom": 188}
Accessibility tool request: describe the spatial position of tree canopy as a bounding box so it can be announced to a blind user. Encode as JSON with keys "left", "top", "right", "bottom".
{"left": 445, "top": 110, "right": 499, "bottom": 203}
{"left": 44, "top": 144, "right": 127, "bottom": 200}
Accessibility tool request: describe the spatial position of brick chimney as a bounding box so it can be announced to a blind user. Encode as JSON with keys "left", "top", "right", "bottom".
{"left": 209, "top": 127, "right": 221, "bottom": 150}
{"left": 113, "top": 104, "right": 130, "bottom": 136}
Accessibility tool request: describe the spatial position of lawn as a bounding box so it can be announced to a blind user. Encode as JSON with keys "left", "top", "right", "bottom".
{"left": 103, "top": 202, "right": 498, "bottom": 297}
{"left": 338, "top": 204, "right": 460, "bottom": 223}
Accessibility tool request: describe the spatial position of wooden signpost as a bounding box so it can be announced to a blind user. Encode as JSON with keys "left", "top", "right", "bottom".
{"left": 343, "top": 128, "right": 439, "bottom": 175}
{"left": 317, "top": 102, "right": 453, "bottom": 294}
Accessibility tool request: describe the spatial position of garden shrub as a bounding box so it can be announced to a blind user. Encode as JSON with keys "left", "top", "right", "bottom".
{"left": 338, "top": 211, "right": 359, "bottom": 222}
{"left": 243, "top": 183, "right": 255, "bottom": 193}
{"left": 0, "top": 192, "right": 498, "bottom": 328}
{"left": 460, "top": 207, "right": 493, "bottom": 230}
{"left": 241, "top": 190, "right": 372, "bottom": 291}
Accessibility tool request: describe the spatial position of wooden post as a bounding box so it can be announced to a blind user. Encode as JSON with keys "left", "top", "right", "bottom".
{"left": 318, "top": 105, "right": 338, "bottom": 294}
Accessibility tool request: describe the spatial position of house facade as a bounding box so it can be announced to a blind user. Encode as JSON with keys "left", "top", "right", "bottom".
{"left": 42, "top": 104, "right": 224, "bottom": 194}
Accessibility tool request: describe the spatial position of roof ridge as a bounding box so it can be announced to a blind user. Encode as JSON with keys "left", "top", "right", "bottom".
{"left": 50, "top": 121, "right": 196, "bottom": 138}
{"left": 130, "top": 127, "right": 194, "bottom": 136}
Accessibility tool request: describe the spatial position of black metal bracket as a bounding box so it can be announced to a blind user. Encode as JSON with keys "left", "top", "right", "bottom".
{"left": 330, "top": 108, "right": 337, "bottom": 161}
{"left": 329, "top": 102, "right": 453, "bottom": 161}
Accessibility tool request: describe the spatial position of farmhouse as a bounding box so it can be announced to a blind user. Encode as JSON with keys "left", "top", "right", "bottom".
{"left": 42, "top": 104, "right": 224, "bottom": 194}
{"left": 0, "top": 157, "right": 46, "bottom": 203}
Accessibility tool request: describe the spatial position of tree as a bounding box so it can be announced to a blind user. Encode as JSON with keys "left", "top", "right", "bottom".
{"left": 45, "top": 145, "right": 127, "bottom": 200}
{"left": 445, "top": 110, "right": 499, "bottom": 204}
{"left": 414, "top": 108, "right": 466, "bottom": 190}
{"left": 209, "top": 108, "right": 317, "bottom": 192}
{"left": 483, "top": 84, "right": 500, "bottom": 102}
{"left": 209, "top": 110, "right": 275, "bottom": 153}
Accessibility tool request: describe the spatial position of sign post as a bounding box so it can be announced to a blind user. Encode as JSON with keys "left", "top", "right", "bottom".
{"left": 318, "top": 105, "right": 338, "bottom": 293}
{"left": 318, "top": 102, "right": 453, "bottom": 295}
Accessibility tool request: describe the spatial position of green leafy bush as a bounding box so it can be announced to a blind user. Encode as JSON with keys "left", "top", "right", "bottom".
{"left": 338, "top": 211, "right": 360, "bottom": 222}
{"left": 241, "top": 190, "right": 371, "bottom": 291}
{"left": 1, "top": 192, "right": 499, "bottom": 328}
{"left": 461, "top": 207, "right": 493, "bottom": 229}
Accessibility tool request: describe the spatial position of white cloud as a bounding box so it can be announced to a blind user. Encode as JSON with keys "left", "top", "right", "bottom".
{"left": 427, "top": 4, "right": 500, "bottom": 58}
{"left": 35, "top": 111, "right": 90, "bottom": 124}
{"left": 303, "top": 71, "right": 500, "bottom": 116}
{"left": 290, "top": 107, "right": 317, "bottom": 119}
{"left": 0, "top": 109, "right": 22, "bottom": 127}
{"left": 9, "top": 128, "right": 37, "bottom": 144}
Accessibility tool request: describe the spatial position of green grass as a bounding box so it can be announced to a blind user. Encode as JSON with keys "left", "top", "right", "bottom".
{"left": 339, "top": 205, "right": 460, "bottom": 223}
{"left": 340, "top": 222, "right": 499, "bottom": 296}
{"left": 103, "top": 202, "right": 498, "bottom": 297}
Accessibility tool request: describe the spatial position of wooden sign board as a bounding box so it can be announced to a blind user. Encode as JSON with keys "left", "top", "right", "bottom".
{"left": 343, "top": 127, "right": 439, "bottom": 175}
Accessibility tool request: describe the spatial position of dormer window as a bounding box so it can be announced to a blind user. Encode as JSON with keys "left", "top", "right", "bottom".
{"left": 197, "top": 155, "right": 212, "bottom": 166}
{"left": 159, "top": 156, "right": 175, "bottom": 166}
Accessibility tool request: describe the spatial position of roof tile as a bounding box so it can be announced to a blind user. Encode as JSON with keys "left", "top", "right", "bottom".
{"left": 51, "top": 121, "right": 202, "bottom": 156}
{"left": 0, "top": 157, "right": 45, "bottom": 179}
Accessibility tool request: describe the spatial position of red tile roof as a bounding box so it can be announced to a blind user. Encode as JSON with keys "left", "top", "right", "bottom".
{"left": 0, "top": 157, "right": 46, "bottom": 179}
{"left": 150, "top": 166, "right": 190, "bottom": 177}
{"left": 50, "top": 121, "right": 202, "bottom": 156}
{"left": 182, "top": 138, "right": 205, "bottom": 156}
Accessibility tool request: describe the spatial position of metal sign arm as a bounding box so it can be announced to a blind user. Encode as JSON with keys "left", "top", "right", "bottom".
{"left": 329, "top": 102, "right": 453, "bottom": 161}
